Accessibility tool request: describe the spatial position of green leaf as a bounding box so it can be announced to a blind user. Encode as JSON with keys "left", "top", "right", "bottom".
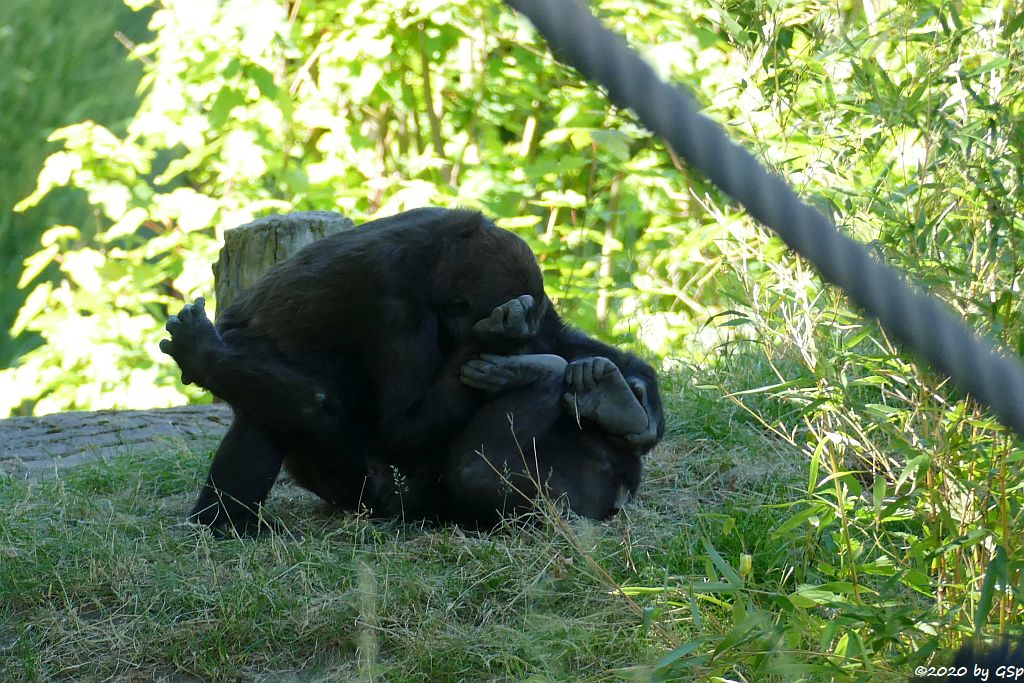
{"left": 247, "top": 64, "right": 279, "bottom": 99}
{"left": 14, "top": 151, "right": 83, "bottom": 211}
{"left": 641, "top": 605, "right": 655, "bottom": 637}
{"left": 706, "top": 0, "right": 750, "bottom": 46}
{"left": 536, "top": 190, "right": 587, "bottom": 208}
{"left": 18, "top": 244, "right": 60, "bottom": 289}
{"left": 11, "top": 282, "right": 53, "bottom": 336}
{"left": 967, "top": 57, "right": 1010, "bottom": 78}
{"left": 656, "top": 638, "right": 705, "bottom": 669}
{"left": 713, "top": 613, "right": 767, "bottom": 656}
{"left": 790, "top": 585, "right": 844, "bottom": 607}
{"left": 1004, "top": 11, "right": 1024, "bottom": 37}
{"left": 40, "top": 225, "right": 80, "bottom": 247}
{"left": 976, "top": 545, "right": 1007, "bottom": 631}
{"left": 155, "top": 139, "right": 223, "bottom": 185}
{"left": 495, "top": 215, "right": 543, "bottom": 230}
{"left": 685, "top": 580, "right": 743, "bottom": 593}
{"left": 865, "top": 403, "right": 901, "bottom": 418}
{"left": 872, "top": 476, "right": 885, "bottom": 520}
{"left": 895, "top": 454, "right": 930, "bottom": 491}
{"left": 808, "top": 438, "right": 825, "bottom": 494}
{"left": 100, "top": 208, "right": 148, "bottom": 242}
{"left": 209, "top": 86, "right": 246, "bottom": 129}
{"left": 590, "top": 130, "right": 631, "bottom": 162}
{"left": 903, "top": 569, "right": 932, "bottom": 595}
{"left": 61, "top": 248, "right": 105, "bottom": 292}
{"left": 771, "top": 505, "right": 819, "bottom": 538}
{"left": 701, "top": 537, "right": 743, "bottom": 587}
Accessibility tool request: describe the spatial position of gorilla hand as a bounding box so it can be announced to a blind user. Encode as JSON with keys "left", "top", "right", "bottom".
{"left": 159, "top": 297, "right": 223, "bottom": 386}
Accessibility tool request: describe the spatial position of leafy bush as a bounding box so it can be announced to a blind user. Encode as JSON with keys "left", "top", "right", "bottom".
{"left": 4, "top": 0, "right": 723, "bottom": 414}
{"left": 5, "top": 0, "right": 1024, "bottom": 678}
{"left": 0, "top": 0, "right": 146, "bottom": 366}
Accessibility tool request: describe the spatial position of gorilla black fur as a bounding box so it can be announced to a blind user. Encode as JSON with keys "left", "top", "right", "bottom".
{"left": 160, "top": 208, "right": 664, "bottom": 533}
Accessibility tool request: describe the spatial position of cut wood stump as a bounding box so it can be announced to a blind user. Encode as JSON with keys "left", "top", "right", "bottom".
{"left": 1, "top": 211, "right": 353, "bottom": 476}
{"left": 214, "top": 210, "right": 353, "bottom": 315}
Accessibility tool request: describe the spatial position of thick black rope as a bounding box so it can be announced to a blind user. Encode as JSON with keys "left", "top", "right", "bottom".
{"left": 505, "top": 0, "right": 1024, "bottom": 438}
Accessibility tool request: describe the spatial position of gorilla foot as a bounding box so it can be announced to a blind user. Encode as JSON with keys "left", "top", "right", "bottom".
{"left": 159, "top": 297, "right": 223, "bottom": 386}
{"left": 563, "top": 357, "right": 650, "bottom": 436}
{"left": 189, "top": 498, "right": 295, "bottom": 539}
{"left": 472, "top": 294, "right": 539, "bottom": 343}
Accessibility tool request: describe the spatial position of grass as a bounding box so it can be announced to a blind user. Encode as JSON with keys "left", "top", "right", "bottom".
{"left": 0, "top": 365, "right": 812, "bottom": 683}
{"left": 4, "top": 1, "right": 1023, "bottom": 678}
{"left": 4, "top": 346, "right": 1014, "bottom": 682}
{"left": 6, "top": 345, "right": 1014, "bottom": 683}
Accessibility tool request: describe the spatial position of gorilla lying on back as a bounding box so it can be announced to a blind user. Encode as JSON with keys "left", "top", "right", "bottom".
{"left": 160, "top": 208, "right": 663, "bottom": 533}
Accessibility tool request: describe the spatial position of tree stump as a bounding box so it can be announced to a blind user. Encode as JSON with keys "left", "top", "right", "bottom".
{"left": 214, "top": 210, "right": 354, "bottom": 316}
{"left": 1, "top": 211, "right": 353, "bottom": 476}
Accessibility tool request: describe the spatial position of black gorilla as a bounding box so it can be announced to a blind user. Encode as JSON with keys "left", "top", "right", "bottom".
{"left": 160, "top": 208, "right": 663, "bottom": 533}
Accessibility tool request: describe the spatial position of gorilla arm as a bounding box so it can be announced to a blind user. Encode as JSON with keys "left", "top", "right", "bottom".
{"left": 370, "top": 295, "right": 543, "bottom": 452}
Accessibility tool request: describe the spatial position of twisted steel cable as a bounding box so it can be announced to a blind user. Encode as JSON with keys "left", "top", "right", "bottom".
{"left": 505, "top": 0, "right": 1024, "bottom": 438}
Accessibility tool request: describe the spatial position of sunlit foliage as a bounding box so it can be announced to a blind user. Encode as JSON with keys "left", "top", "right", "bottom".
{"left": 5, "top": 0, "right": 1024, "bottom": 677}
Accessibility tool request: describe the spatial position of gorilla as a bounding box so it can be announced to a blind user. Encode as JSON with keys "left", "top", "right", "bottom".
{"left": 160, "top": 207, "right": 663, "bottom": 533}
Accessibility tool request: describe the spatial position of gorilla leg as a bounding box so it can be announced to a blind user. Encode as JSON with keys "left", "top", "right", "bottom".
{"left": 161, "top": 298, "right": 353, "bottom": 440}
{"left": 448, "top": 353, "right": 641, "bottom": 524}
{"left": 163, "top": 299, "right": 373, "bottom": 530}
{"left": 190, "top": 414, "right": 286, "bottom": 534}
{"left": 192, "top": 404, "right": 373, "bottom": 533}
{"left": 446, "top": 358, "right": 565, "bottom": 525}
